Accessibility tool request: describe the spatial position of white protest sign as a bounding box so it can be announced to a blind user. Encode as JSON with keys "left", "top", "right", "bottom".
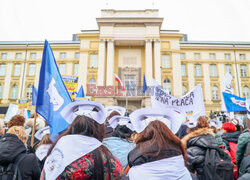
{"left": 221, "top": 73, "right": 234, "bottom": 112}
{"left": 151, "top": 79, "right": 205, "bottom": 123}
{"left": 245, "top": 98, "right": 250, "bottom": 119}
{"left": 4, "top": 104, "right": 20, "bottom": 122}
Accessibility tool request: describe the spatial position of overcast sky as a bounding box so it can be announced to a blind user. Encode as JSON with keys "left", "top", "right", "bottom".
{"left": 0, "top": 0, "right": 249, "bottom": 42}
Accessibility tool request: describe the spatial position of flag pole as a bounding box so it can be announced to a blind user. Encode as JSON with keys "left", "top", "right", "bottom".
{"left": 30, "top": 112, "right": 37, "bottom": 148}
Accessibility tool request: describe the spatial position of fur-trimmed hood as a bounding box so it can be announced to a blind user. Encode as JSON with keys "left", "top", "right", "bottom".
{"left": 182, "top": 128, "right": 216, "bottom": 148}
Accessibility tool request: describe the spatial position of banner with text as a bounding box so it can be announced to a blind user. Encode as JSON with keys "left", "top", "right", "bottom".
{"left": 151, "top": 79, "right": 206, "bottom": 122}
{"left": 62, "top": 75, "right": 78, "bottom": 99}
{"left": 18, "top": 99, "right": 29, "bottom": 109}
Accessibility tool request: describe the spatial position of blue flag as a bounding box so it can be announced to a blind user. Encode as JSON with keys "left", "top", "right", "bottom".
{"left": 222, "top": 92, "right": 247, "bottom": 112}
{"left": 142, "top": 74, "right": 147, "bottom": 93}
{"left": 36, "top": 40, "right": 72, "bottom": 141}
{"left": 76, "top": 85, "right": 85, "bottom": 98}
{"left": 32, "top": 85, "right": 38, "bottom": 105}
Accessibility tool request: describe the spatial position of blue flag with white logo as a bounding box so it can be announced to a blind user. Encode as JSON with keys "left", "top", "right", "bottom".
{"left": 222, "top": 92, "right": 247, "bottom": 112}
{"left": 36, "top": 40, "right": 72, "bottom": 141}
{"left": 142, "top": 74, "right": 147, "bottom": 93}
{"left": 32, "top": 85, "right": 38, "bottom": 105}
{"left": 76, "top": 85, "right": 85, "bottom": 98}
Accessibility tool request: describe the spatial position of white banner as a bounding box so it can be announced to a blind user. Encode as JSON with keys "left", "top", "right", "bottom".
{"left": 4, "top": 104, "right": 20, "bottom": 122}
{"left": 151, "top": 79, "right": 205, "bottom": 122}
{"left": 221, "top": 73, "right": 234, "bottom": 112}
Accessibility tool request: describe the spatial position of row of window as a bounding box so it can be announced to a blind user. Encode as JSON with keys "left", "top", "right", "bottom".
{"left": 0, "top": 52, "right": 80, "bottom": 60}
{"left": 179, "top": 53, "right": 246, "bottom": 60}
{"left": 0, "top": 64, "right": 36, "bottom": 76}
{"left": 180, "top": 64, "right": 248, "bottom": 77}
{"left": 0, "top": 81, "right": 249, "bottom": 100}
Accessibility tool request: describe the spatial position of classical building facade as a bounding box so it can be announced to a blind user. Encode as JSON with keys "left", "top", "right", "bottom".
{"left": 0, "top": 9, "right": 250, "bottom": 114}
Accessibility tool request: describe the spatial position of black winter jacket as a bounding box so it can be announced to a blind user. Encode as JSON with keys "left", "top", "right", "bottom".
{"left": 182, "top": 128, "right": 218, "bottom": 178}
{"left": 221, "top": 131, "right": 241, "bottom": 150}
{"left": 0, "top": 133, "right": 41, "bottom": 180}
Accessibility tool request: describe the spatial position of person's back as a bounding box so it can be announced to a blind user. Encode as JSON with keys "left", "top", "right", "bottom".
{"left": 237, "top": 117, "right": 250, "bottom": 177}
{"left": 57, "top": 145, "right": 123, "bottom": 179}
{"left": 128, "top": 108, "right": 192, "bottom": 180}
{"left": 103, "top": 136, "right": 135, "bottom": 169}
{"left": 182, "top": 127, "right": 218, "bottom": 177}
{"left": 0, "top": 127, "right": 41, "bottom": 180}
{"left": 41, "top": 101, "right": 124, "bottom": 180}
{"left": 103, "top": 118, "right": 136, "bottom": 169}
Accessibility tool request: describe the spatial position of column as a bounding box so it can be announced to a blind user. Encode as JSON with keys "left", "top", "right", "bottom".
{"left": 203, "top": 63, "right": 211, "bottom": 101}
{"left": 97, "top": 39, "right": 106, "bottom": 86}
{"left": 218, "top": 63, "right": 225, "bottom": 93}
{"left": 234, "top": 63, "right": 241, "bottom": 96}
{"left": 2, "top": 63, "right": 13, "bottom": 103}
{"left": 34, "top": 63, "right": 41, "bottom": 88}
{"left": 172, "top": 53, "right": 182, "bottom": 96}
{"left": 106, "top": 39, "right": 114, "bottom": 86}
{"left": 154, "top": 39, "right": 161, "bottom": 83}
{"left": 19, "top": 62, "right": 27, "bottom": 98}
{"left": 187, "top": 63, "right": 195, "bottom": 90}
{"left": 145, "top": 39, "right": 153, "bottom": 85}
{"left": 78, "top": 52, "right": 88, "bottom": 92}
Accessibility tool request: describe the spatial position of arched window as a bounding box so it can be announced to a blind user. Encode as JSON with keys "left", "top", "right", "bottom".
{"left": 26, "top": 85, "right": 32, "bottom": 99}
{"left": 0, "top": 84, "right": 2, "bottom": 99}
{"left": 182, "top": 85, "right": 188, "bottom": 96}
{"left": 243, "top": 86, "right": 250, "bottom": 99}
{"left": 212, "top": 86, "right": 219, "bottom": 100}
{"left": 163, "top": 79, "right": 171, "bottom": 94}
{"left": 11, "top": 85, "right": 18, "bottom": 99}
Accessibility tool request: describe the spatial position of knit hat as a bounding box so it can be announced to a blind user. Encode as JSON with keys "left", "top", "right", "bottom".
{"left": 222, "top": 122, "right": 236, "bottom": 132}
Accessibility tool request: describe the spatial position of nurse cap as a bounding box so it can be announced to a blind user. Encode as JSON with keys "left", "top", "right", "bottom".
{"left": 35, "top": 126, "right": 50, "bottom": 140}
{"left": 60, "top": 100, "right": 106, "bottom": 124}
{"left": 130, "top": 108, "right": 185, "bottom": 134}
{"left": 108, "top": 115, "right": 134, "bottom": 131}
{"left": 105, "top": 106, "right": 126, "bottom": 117}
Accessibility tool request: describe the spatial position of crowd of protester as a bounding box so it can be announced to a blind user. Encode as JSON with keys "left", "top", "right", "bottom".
{"left": 0, "top": 101, "right": 249, "bottom": 180}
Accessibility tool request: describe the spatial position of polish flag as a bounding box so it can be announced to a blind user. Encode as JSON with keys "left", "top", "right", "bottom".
{"left": 115, "top": 74, "right": 125, "bottom": 90}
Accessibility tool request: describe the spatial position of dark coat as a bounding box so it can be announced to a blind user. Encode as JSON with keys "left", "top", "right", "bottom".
{"left": 0, "top": 133, "right": 41, "bottom": 180}
{"left": 221, "top": 131, "right": 241, "bottom": 150}
{"left": 236, "top": 129, "right": 250, "bottom": 173}
{"left": 182, "top": 128, "right": 218, "bottom": 178}
{"left": 238, "top": 155, "right": 250, "bottom": 180}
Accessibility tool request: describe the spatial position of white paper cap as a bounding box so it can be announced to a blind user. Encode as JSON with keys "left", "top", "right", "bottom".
{"left": 105, "top": 106, "right": 126, "bottom": 117}
{"left": 130, "top": 108, "right": 185, "bottom": 134}
{"left": 209, "top": 119, "right": 222, "bottom": 129}
{"left": 60, "top": 100, "right": 106, "bottom": 124}
{"left": 35, "top": 126, "right": 50, "bottom": 140}
{"left": 108, "top": 115, "right": 134, "bottom": 131}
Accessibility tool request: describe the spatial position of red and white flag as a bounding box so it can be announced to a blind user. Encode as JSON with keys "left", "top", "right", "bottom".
{"left": 115, "top": 74, "right": 125, "bottom": 90}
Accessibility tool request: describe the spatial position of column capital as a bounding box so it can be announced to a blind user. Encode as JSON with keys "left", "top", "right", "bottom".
{"left": 107, "top": 39, "right": 114, "bottom": 42}
{"left": 145, "top": 39, "right": 153, "bottom": 43}
{"left": 99, "top": 39, "right": 106, "bottom": 42}
{"left": 153, "top": 39, "right": 161, "bottom": 42}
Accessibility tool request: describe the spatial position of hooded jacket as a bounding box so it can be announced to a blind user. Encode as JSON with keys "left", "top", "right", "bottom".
{"left": 0, "top": 133, "right": 41, "bottom": 180}
{"left": 182, "top": 128, "right": 218, "bottom": 177}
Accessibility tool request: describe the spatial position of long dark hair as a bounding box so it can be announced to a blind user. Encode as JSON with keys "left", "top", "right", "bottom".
{"left": 135, "top": 121, "right": 187, "bottom": 163}
{"left": 47, "top": 115, "right": 111, "bottom": 179}
{"left": 112, "top": 124, "right": 134, "bottom": 141}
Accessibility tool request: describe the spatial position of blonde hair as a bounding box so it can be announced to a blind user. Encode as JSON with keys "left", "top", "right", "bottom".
{"left": 7, "top": 126, "right": 28, "bottom": 145}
